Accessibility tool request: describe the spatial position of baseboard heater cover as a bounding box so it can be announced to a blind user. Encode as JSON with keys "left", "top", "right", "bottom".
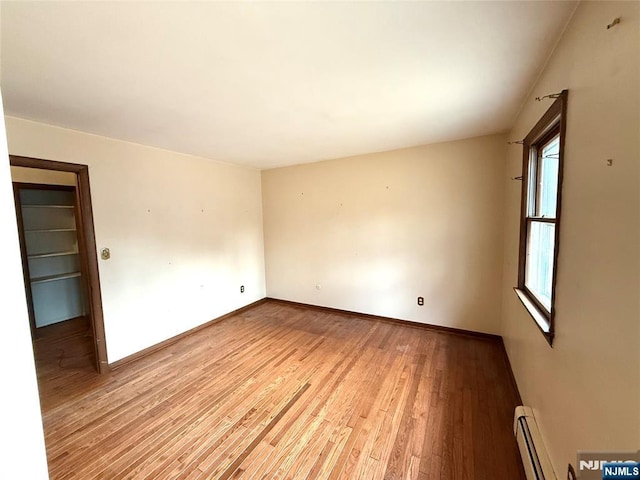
{"left": 514, "top": 406, "right": 556, "bottom": 480}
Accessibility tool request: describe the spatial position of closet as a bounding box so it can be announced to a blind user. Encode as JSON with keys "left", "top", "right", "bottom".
{"left": 10, "top": 159, "right": 107, "bottom": 375}
{"left": 15, "top": 184, "right": 87, "bottom": 329}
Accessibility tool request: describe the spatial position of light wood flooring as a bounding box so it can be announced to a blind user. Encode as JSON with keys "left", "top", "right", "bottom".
{"left": 33, "top": 316, "right": 100, "bottom": 412}
{"left": 36, "top": 300, "right": 525, "bottom": 479}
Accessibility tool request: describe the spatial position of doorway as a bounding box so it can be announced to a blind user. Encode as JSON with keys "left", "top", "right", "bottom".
{"left": 10, "top": 156, "right": 108, "bottom": 385}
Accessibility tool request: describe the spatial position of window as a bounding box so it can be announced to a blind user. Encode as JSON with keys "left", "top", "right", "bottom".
{"left": 515, "top": 90, "right": 568, "bottom": 346}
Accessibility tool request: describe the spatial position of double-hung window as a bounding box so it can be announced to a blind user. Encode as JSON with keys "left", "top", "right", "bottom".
{"left": 515, "top": 90, "right": 568, "bottom": 345}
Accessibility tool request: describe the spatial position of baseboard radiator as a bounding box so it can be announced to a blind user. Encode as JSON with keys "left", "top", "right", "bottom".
{"left": 514, "top": 406, "right": 556, "bottom": 480}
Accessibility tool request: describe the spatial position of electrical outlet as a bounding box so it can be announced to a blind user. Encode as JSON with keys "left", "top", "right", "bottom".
{"left": 240, "top": 285, "right": 245, "bottom": 293}
{"left": 417, "top": 296, "right": 424, "bottom": 306}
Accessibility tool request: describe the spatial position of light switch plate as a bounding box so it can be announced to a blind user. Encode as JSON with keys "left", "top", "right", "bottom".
{"left": 100, "top": 248, "right": 110, "bottom": 260}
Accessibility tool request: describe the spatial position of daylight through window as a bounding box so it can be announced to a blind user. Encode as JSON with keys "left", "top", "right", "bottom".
{"left": 516, "top": 90, "right": 568, "bottom": 345}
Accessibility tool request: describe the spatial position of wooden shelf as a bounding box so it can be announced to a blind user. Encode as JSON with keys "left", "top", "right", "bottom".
{"left": 18, "top": 186, "right": 86, "bottom": 329}
{"left": 28, "top": 251, "right": 79, "bottom": 259}
{"left": 25, "top": 228, "right": 77, "bottom": 233}
{"left": 22, "top": 205, "right": 74, "bottom": 209}
{"left": 31, "top": 272, "right": 82, "bottom": 284}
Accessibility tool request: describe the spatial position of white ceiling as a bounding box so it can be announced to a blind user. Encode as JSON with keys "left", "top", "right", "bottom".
{"left": 0, "top": 1, "right": 577, "bottom": 169}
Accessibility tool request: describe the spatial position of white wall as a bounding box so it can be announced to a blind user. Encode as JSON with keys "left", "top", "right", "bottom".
{"left": 262, "top": 134, "right": 506, "bottom": 334}
{"left": 6, "top": 117, "right": 266, "bottom": 362}
{"left": 0, "top": 94, "right": 49, "bottom": 478}
{"left": 501, "top": 1, "right": 639, "bottom": 476}
{"left": 11, "top": 165, "right": 76, "bottom": 185}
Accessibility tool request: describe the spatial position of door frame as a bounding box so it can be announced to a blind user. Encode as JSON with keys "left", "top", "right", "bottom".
{"left": 10, "top": 155, "right": 109, "bottom": 373}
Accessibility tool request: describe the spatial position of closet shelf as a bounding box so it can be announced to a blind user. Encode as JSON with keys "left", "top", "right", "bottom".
{"left": 25, "top": 228, "right": 77, "bottom": 233}
{"left": 22, "top": 205, "right": 75, "bottom": 209}
{"left": 28, "top": 251, "right": 79, "bottom": 259}
{"left": 31, "top": 272, "right": 81, "bottom": 284}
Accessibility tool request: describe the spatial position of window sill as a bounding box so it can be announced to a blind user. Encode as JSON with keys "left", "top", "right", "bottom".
{"left": 513, "top": 288, "right": 554, "bottom": 346}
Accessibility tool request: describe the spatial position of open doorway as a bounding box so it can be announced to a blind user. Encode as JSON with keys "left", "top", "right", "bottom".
{"left": 10, "top": 156, "right": 108, "bottom": 405}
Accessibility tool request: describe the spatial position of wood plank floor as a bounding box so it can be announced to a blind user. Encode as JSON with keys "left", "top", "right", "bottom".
{"left": 37, "top": 300, "right": 525, "bottom": 479}
{"left": 33, "top": 316, "right": 99, "bottom": 412}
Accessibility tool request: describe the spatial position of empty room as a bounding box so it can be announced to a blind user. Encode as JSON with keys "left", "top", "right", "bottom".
{"left": 0, "top": 1, "right": 638, "bottom": 479}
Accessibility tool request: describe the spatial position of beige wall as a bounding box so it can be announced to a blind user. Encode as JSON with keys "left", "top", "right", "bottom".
{"left": 501, "top": 0, "right": 639, "bottom": 475}
{"left": 0, "top": 95, "right": 49, "bottom": 478}
{"left": 10, "top": 165, "right": 76, "bottom": 186}
{"left": 5, "top": 116, "right": 266, "bottom": 363}
{"left": 263, "top": 134, "right": 506, "bottom": 334}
